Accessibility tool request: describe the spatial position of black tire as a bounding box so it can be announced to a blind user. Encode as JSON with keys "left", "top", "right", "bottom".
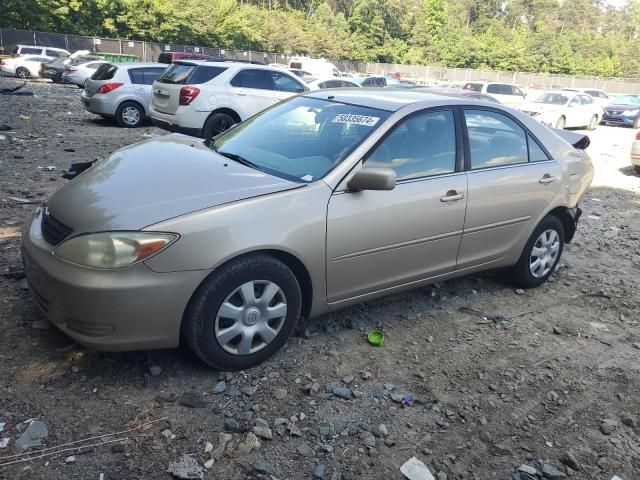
{"left": 587, "top": 115, "right": 597, "bottom": 131}
{"left": 635, "top": 165, "right": 640, "bottom": 175}
{"left": 555, "top": 116, "right": 566, "bottom": 129}
{"left": 183, "top": 254, "right": 302, "bottom": 370}
{"left": 115, "top": 101, "right": 144, "bottom": 128}
{"left": 203, "top": 112, "right": 236, "bottom": 142}
{"left": 16, "top": 67, "right": 29, "bottom": 79}
{"left": 510, "top": 215, "right": 565, "bottom": 289}
{"left": 52, "top": 74, "right": 62, "bottom": 83}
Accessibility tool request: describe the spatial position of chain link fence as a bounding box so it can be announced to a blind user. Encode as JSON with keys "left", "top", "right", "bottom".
{"left": 2, "top": 27, "right": 639, "bottom": 93}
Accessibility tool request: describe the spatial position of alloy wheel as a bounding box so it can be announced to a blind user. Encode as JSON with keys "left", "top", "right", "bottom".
{"left": 214, "top": 280, "right": 287, "bottom": 355}
{"left": 529, "top": 229, "right": 560, "bottom": 278}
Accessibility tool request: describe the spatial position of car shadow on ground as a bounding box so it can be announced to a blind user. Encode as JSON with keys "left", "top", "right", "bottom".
{"left": 619, "top": 165, "right": 639, "bottom": 177}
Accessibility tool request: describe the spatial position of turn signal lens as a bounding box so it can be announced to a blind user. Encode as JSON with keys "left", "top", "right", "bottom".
{"left": 54, "top": 232, "right": 178, "bottom": 269}
{"left": 96, "top": 82, "right": 124, "bottom": 94}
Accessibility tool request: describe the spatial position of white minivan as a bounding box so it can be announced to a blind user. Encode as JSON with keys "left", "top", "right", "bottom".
{"left": 288, "top": 57, "right": 341, "bottom": 78}
{"left": 463, "top": 81, "right": 527, "bottom": 107}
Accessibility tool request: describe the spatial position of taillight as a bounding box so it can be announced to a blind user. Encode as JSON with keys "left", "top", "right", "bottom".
{"left": 179, "top": 86, "right": 200, "bottom": 106}
{"left": 96, "top": 82, "right": 124, "bottom": 94}
{"left": 0, "top": 60, "right": 5, "bottom": 66}
{"left": 636, "top": 131, "right": 640, "bottom": 140}
{"left": 67, "top": 67, "right": 77, "bottom": 73}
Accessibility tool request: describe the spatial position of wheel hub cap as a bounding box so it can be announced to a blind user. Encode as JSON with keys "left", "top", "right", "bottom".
{"left": 529, "top": 229, "right": 560, "bottom": 278}
{"left": 214, "top": 280, "right": 287, "bottom": 356}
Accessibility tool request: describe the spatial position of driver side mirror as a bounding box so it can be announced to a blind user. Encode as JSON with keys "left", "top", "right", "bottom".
{"left": 347, "top": 167, "right": 396, "bottom": 191}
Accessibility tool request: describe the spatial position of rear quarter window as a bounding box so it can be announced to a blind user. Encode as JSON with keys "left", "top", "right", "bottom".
{"left": 92, "top": 63, "right": 118, "bottom": 80}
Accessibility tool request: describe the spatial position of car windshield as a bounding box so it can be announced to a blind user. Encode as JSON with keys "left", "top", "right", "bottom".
{"left": 614, "top": 95, "right": 640, "bottom": 106}
{"left": 212, "top": 96, "right": 391, "bottom": 182}
{"left": 533, "top": 93, "right": 569, "bottom": 105}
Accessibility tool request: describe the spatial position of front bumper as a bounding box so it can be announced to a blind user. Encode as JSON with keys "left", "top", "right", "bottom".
{"left": 22, "top": 208, "right": 210, "bottom": 351}
{"left": 81, "top": 93, "right": 116, "bottom": 116}
{"left": 602, "top": 113, "right": 637, "bottom": 126}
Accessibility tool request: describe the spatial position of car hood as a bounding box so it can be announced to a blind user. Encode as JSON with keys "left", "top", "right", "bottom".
{"left": 521, "top": 103, "right": 562, "bottom": 114}
{"left": 47, "top": 134, "right": 302, "bottom": 233}
{"left": 605, "top": 103, "right": 640, "bottom": 111}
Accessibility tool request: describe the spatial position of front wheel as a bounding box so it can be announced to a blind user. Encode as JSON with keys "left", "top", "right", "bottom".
{"left": 115, "top": 101, "right": 144, "bottom": 128}
{"left": 203, "top": 112, "right": 236, "bottom": 142}
{"left": 510, "top": 215, "right": 564, "bottom": 288}
{"left": 16, "top": 67, "right": 30, "bottom": 79}
{"left": 587, "top": 115, "right": 598, "bottom": 130}
{"left": 183, "top": 254, "right": 302, "bottom": 370}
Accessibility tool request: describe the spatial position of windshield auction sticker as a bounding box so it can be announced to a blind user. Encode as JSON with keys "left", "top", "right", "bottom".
{"left": 332, "top": 114, "right": 380, "bottom": 126}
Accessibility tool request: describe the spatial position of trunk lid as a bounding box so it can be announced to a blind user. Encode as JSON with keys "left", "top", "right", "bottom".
{"left": 47, "top": 134, "right": 300, "bottom": 233}
{"left": 151, "top": 62, "right": 198, "bottom": 114}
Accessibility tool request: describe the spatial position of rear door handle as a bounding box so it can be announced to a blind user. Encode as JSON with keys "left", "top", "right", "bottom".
{"left": 440, "top": 190, "right": 465, "bottom": 202}
{"left": 234, "top": 88, "right": 247, "bottom": 96}
{"left": 538, "top": 174, "right": 557, "bottom": 184}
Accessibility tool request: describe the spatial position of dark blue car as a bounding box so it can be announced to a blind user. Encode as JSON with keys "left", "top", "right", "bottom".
{"left": 602, "top": 95, "right": 640, "bottom": 127}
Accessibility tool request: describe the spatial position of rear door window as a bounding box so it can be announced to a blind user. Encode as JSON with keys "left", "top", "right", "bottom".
{"left": 486, "top": 84, "right": 501, "bottom": 95}
{"left": 92, "top": 63, "right": 117, "bottom": 80}
{"left": 464, "top": 110, "right": 528, "bottom": 169}
{"left": 269, "top": 71, "right": 304, "bottom": 92}
{"left": 580, "top": 95, "right": 593, "bottom": 105}
{"left": 128, "top": 68, "right": 145, "bottom": 84}
{"left": 230, "top": 69, "right": 273, "bottom": 90}
{"left": 187, "top": 65, "right": 226, "bottom": 84}
{"left": 142, "top": 67, "right": 166, "bottom": 85}
{"left": 322, "top": 80, "right": 341, "bottom": 89}
{"left": 375, "top": 77, "right": 385, "bottom": 86}
{"left": 45, "top": 49, "right": 63, "bottom": 57}
{"left": 361, "top": 78, "right": 374, "bottom": 86}
{"left": 341, "top": 81, "right": 358, "bottom": 88}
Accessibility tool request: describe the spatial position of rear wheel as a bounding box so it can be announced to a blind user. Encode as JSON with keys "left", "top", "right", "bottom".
{"left": 183, "top": 254, "right": 302, "bottom": 370}
{"left": 587, "top": 115, "right": 598, "bottom": 130}
{"left": 203, "top": 112, "right": 236, "bottom": 142}
{"left": 635, "top": 165, "right": 640, "bottom": 175}
{"left": 510, "top": 215, "right": 564, "bottom": 288}
{"left": 555, "top": 116, "right": 566, "bottom": 129}
{"left": 115, "top": 101, "right": 144, "bottom": 128}
{"left": 16, "top": 67, "right": 29, "bottom": 79}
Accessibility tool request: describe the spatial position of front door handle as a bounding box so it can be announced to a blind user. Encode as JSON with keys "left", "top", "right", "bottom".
{"left": 234, "top": 88, "right": 248, "bottom": 96}
{"left": 538, "top": 174, "right": 557, "bottom": 184}
{"left": 440, "top": 190, "right": 465, "bottom": 202}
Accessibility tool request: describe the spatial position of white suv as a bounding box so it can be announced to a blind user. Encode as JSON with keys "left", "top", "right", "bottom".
{"left": 462, "top": 81, "right": 527, "bottom": 107}
{"left": 149, "top": 61, "right": 308, "bottom": 139}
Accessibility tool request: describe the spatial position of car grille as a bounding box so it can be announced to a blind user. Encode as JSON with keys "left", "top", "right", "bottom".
{"left": 606, "top": 110, "right": 623, "bottom": 116}
{"left": 41, "top": 209, "right": 73, "bottom": 246}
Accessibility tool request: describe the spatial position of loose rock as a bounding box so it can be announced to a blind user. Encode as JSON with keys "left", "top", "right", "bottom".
{"left": 253, "top": 458, "right": 275, "bottom": 475}
{"left": 212, "top": 381, "right": 226, "bottom": 394}
{"left": 313, "top": 463, "right": 326, "bottom": 479}
{"left": 178, "top": 392, "right": 206, "bottom": 408}
{"left": 167, "top": 455, "right": 204, "bottom": 480}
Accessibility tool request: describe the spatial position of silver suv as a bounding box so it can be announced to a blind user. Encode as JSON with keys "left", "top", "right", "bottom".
{"left": 81, "top": 63, "right": 167, "bottom": 128}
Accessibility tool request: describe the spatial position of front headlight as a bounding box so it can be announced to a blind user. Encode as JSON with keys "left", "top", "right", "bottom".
{"left": 623, "top": 109, "right": 639, "bottom": 116}
{"left": 54, "top": 232, "right": 178, "bottom": 269}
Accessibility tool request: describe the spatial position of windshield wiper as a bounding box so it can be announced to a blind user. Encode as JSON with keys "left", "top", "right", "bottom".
{"left": 213, "top": 147, "right": 266, "bottom": 173}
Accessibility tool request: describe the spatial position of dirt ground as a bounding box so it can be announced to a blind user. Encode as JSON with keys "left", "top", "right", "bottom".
{"left": 0, "top": 77, "right": 639, "bottom": 480}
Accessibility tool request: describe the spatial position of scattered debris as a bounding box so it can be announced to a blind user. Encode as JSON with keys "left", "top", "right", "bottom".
{"left": 64, "top": 455, "right": 76, "bottom": 463}
{"left": 0, "top": 438, "right": 10, "bottom": 449}
{"left": 400, "top": 457, "right": 435, "bottom": 480}
{"left": 178, "top": 392, "right": 206, "bottom": 408}
{"left": 167, "top": 455, "right": 204, "bottom": 480}
{"left": 16, "top": 420, "right": 48, "bottom": 450}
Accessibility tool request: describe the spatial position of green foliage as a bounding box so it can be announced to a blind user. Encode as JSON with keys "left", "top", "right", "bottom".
{"left": 2, "top": 0, "right": 640, "bottom": 77}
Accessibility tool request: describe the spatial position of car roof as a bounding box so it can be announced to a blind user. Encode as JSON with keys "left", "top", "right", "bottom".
{"left": 16, "top": 45, "right": 67, "bottom": 50}
{"left": 309, "top": 76, "right": 358, "bottom": 84}
{"left": 110, "top": 62, "right": 165, "bottom": 68}
{"left": 303, "top": 88, "right": 509, "bottom": 111}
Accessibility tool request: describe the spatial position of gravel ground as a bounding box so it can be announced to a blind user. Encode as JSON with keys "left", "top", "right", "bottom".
{"left": 1, "top": 77, "right": 639, "bottom": 480}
